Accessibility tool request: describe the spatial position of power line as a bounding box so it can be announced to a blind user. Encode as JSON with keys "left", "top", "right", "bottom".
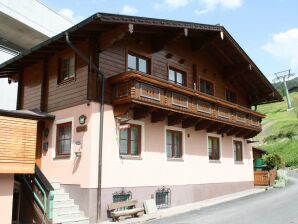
{"left": 272, "top": 69, "right": 295, "bottom": 110}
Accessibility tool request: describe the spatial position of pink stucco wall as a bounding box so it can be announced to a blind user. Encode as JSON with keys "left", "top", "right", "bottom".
{"left": 40, "top": 102, "right": 253, "bottom": 189}
{"left": 101, "top": 105, "right": 254, "bottom": 188}
{"left": 0, "top": 174, "right": 14, "bottom": 224}
{"left": 41, "top": 102, "right": 100, "bottom": 188}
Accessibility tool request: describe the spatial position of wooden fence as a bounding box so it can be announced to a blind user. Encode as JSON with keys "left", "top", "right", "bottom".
{"left": 254, "top": 169, "right": 277, "bottom": 186}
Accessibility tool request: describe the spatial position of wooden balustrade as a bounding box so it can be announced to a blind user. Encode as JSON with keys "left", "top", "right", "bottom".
{"left": 109, "top": 71, "right": 264, "bottom": 136}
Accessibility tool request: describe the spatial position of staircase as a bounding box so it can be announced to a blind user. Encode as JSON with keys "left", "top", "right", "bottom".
{"left": 52, "top": 182, "right": 90, "bottom": 224}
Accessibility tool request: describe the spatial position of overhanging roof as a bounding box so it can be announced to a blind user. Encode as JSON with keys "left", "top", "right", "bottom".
{"left": 0, "top": 108, "right": 55, "bottom": 121}
{"left": 0, "top": 12, "right": 282, "bottom": 104}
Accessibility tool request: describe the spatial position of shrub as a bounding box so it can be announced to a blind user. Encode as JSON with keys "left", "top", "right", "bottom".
{"left": 263, "top": 153, "right": 284, "bottom": 170}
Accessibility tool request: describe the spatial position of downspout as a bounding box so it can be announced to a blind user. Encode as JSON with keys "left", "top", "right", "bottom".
{"left": 65, "top": 32, "right": 105, "bottom": 222}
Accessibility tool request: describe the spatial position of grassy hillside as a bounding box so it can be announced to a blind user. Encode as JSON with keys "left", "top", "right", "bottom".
{"left": 256, "top": 92, "right": 298, "bottom": 167}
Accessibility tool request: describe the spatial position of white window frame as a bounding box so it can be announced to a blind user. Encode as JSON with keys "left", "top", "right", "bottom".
{"left": 232, "top": 137, "right": 245, "bottom": 164}
{"left": 117, "top": 119, "right": 145, "bottom": 160}
{"left": 164, "top": 125, "right": 185, "bottom": 161}
{"left": 207, "top": 133, "right": 222, "bottom": 163}
{"left": 51, "top": 117, "right": 75, "bottom": 161}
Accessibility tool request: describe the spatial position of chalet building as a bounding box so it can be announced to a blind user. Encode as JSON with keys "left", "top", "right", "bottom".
{"left": 0, "top": 13, "right": 282, "bottom": 223}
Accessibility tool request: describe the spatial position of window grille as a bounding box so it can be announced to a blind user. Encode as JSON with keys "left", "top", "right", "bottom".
{"left": 155, "top": 186, "right": 171, "bottom": 209}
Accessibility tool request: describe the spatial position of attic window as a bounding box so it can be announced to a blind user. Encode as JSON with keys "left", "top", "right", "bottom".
{"left": 58, "top": 55, "right": 75, "bottom": 83}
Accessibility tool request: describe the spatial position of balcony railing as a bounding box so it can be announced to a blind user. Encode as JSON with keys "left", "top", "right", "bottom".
{"left": 109, "top": 71, "right": 264, "bottom": 137}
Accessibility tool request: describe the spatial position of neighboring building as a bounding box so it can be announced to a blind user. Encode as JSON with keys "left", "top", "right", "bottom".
{"left": 0, "top": 0, "right": 73, "bottom": 109}
{"left": 289, "top": 86, "right": 298, "bottom": 93}
{"left": 0, "top": 13, "right": 282, "bottom": 223}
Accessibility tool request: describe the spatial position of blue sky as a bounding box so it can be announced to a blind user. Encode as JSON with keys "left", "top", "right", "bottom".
{"left": 43, "top": 0, "right": 298, "bottom": 81}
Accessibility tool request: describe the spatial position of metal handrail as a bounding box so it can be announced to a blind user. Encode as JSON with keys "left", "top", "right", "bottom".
{"left": 22, "top": 166, "right": 54, "bottom": 223}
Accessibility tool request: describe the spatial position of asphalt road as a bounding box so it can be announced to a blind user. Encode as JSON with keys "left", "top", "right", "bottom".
{"left": 149, "top": 172, "right": 298, "bottom": 224}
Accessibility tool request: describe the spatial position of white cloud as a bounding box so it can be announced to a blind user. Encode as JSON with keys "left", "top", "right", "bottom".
{"left": 120, "top": 5, "right": 138, "bottom": 15}
{"left": 195, "top": 0, "right": 243, "bottom": 15}
{"left": 165, "top": 0, "right": 190, "bottom": 8}
{"left": 58, "top": 8, "right": 83, "bottom": 23}
{"left": 262, "top": 28, "right": 298, "bottom": 72}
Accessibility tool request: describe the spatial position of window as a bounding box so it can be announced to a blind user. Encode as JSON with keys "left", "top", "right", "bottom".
{"left": 59, "top": 55, "right": 75, "bottom": 83}
{"left": 155, "top": 187, "right": 171, "bottom": 209}
{"left": 168, "top": 68, "right": 185, "bottom": 86}
{"left": 119, "top": 124, "right": 141, "bottom": 156}
{"left": 127, "top": 53, "right": 149, "bottom": 74}
{"left": 226, "top": 89, "right": 237, "bottom": 103}
{"left": 56, "top": 122, "right": 72, "bottom": 157}
{"left": 208, "top": 136, "right": 220, "bottom": 160}
{"left": 200, "top": 79, "right": 214, "bottom": 96}
{"left": 112, "top": 189, "right": 132, "bottom": 203}
{"left": 166, "top": 130, "right": 182, "bottom": 158}
{"left": 233, "top": 140, "right": 243, "bottom": 162}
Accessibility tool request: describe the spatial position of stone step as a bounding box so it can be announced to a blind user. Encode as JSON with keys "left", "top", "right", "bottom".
{"left": 51, "top": 182, "right": 61, "bottom": 190}
{"left": 54, "top": 193, "right": 70, "bottom": 201}
{"left": 53, "top": 210, "right": 82, "bottom": 219}
{"left": 53, "top": 204, "right": 79, "bottom": 215}
{"left": 54, "top": 188, "right": 65, "bottom": 194}
{"left": 53, "top": 216, "right": 89, "bottom": 224}
{"left": 54, "top": 199, "right": 75, "bottom": 207}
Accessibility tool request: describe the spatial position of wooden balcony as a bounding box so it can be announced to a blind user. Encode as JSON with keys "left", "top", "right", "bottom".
{"left": 109, "top": 71, "right": 265, "bottom": 138}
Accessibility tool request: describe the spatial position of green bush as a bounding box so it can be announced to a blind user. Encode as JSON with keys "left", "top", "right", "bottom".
{"left": 263, "top": 153, "right": 284, "bottom": 170}
{"left": 263, "top": 131, "right": 295, "bottom": 143}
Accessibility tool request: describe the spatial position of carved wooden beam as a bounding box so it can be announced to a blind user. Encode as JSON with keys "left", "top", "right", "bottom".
{"left": 217, "top": 125, "right": 231, "bottom": 134}
{"left": 114, "top": 104, "right": 130, "bottom": 117}
{"left": 195, "top": 120, "right": 213, "bottom": 131}
{"left": 191, "top": 33, "right": 219, "bottom": 52}
{"left": 133, "top": 107, "right": 149, "bottom": 120}
{"left": 223, "top": 63, "right": 251, "bottom": 81}
{"left": 207, "top": 122, "right": 224, "bottom": 133}
{"left": 99, "top": 24, "right": 134, "bottom": 51}
{"left": 182, "top": 117, "right": 201, "bottom": 129}
{"left": 151, "top": 111, "right": 169, "bottom": 123}
{"left": 226, "top": 127, "right": 240, "bottom": 136}
{"left": 244, "top": 131, "right": 259, "bottom": 139}
{"left": 168, "top": 114, "right": 187, "bottom": 126}
{"left": 152, "top": 28, "right": 188, "bottom": 53}
{"left": 236, "top": 128, "right": 250, "bottom": 138}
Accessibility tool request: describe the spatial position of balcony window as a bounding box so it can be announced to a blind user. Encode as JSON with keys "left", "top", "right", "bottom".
{"left": 233, "top": 140, "right": 243, "bottom": 162}
{"left": 166, "top": 130, "right": 182, "bottom": 158}
{"left": 119, "top": 124, "right": 141, "bottom": 156}
{"left": 208, "top": 136, "right": 220, "bottom": 160}
{"left": 58, "top": 55, "right": 75, "bottom": 83}
{"left": 56, "top": 122, "right": 72, "bottom": 157}
{"left": 127, "top": 53, "right": 149, "bottom": 74}
{"left": 226, "top": 89, "right": 237, "bottom": 103}
{"left": 200, "top": 79, "right": 214, "bottom": 96}
{"left": 168, "top": 68, "right": 185, "bottom": 86}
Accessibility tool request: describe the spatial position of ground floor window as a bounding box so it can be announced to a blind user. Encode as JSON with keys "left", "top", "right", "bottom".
{"left": 112, "top": 188, "right": 132, "bottom": 203}
{"left": 56, "top": 122, "right": 72, "bottom": 157}
{"left": 119, "top": 124, "right": 141, "bottom": 156}
{"left": 166, "top": 130, "right": 183, "bottom": 158}
{"left": 208, "top": 136, "right": 220, "bottom": 160}
{"left": 156, "top": 187, "right": 171, "bottom": 209}
{"left": 233, "top": 140, "right": 243, "bottom": 162}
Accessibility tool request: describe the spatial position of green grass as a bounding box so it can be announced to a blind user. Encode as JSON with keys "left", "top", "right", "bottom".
{"left": 256, "top": 92, "right": 298, "bottom": 167}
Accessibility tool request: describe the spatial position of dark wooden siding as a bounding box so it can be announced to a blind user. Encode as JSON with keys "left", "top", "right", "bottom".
{"left": 97, "top": 37, "right": 249, "bottom": 107}
{"left": 47, "top": 44, "right": 89, "bottom": 112}
{"left": 22, "top": 62, "right": 42, "bottom": 110}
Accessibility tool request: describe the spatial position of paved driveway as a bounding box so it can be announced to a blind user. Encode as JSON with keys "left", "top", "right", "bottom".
{"left": 149, "top": 172, "right": 298, "bottom": 224}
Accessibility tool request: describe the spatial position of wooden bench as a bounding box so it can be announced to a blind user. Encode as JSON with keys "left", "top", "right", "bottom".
{"left": 108, "top": 200, "right": 144, "bottom": 221}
